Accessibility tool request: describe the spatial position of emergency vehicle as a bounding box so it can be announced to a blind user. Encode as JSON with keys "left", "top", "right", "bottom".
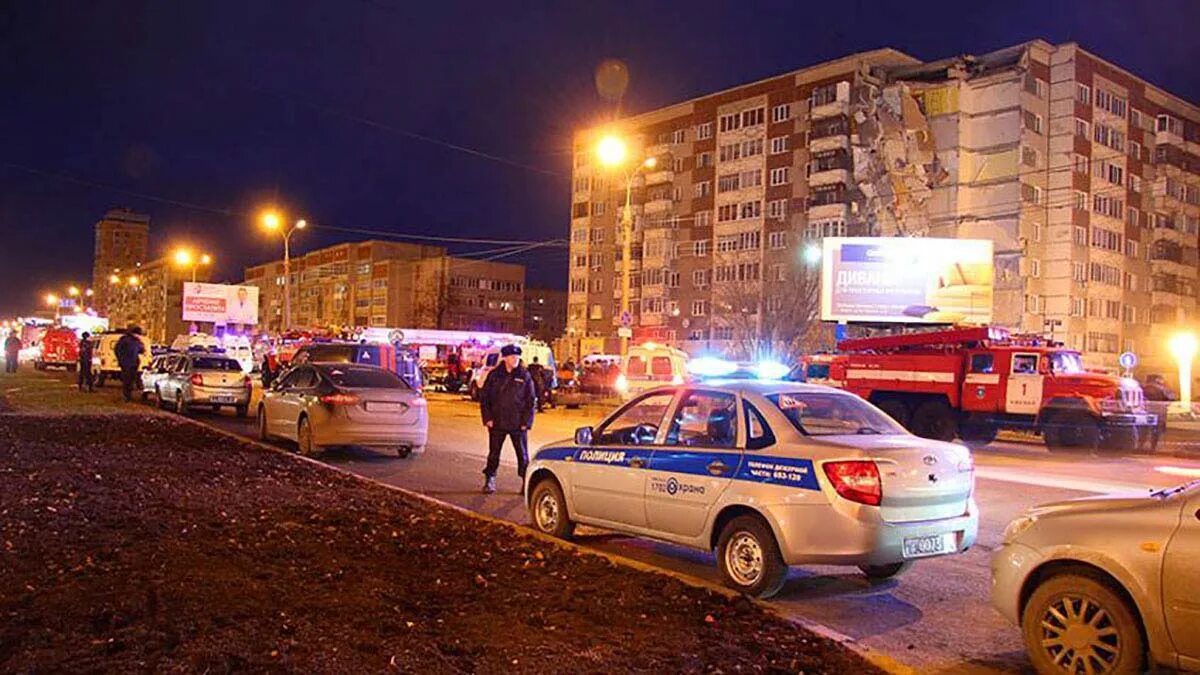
{"left": 817, "top": 326, "right": 1157, "bottom": 452}
{"left": 33, "top": 327, "right": 79, "bottom": 371}
{"left": 614, "top": 342, "right": 689, "bottom": 400}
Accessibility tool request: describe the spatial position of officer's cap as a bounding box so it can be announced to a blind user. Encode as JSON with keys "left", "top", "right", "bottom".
{"left": 500, "top": 344, "right": 522, "bottom": 357}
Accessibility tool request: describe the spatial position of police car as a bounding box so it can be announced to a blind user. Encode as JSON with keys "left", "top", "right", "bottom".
{"left": 525, "top": 379, "right": 978, "bottom": 597}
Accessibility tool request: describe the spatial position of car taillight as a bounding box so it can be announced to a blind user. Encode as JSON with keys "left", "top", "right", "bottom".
{"left": 319, "top": 393, "right": 359, "bottom": 406}
{"left": 190, "top": 374, "right": 204, "bottom": 386}
{"left": 822, "top": 461, "right": 882, "bottom": 506}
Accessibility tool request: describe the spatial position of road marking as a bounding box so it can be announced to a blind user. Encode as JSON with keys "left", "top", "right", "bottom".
{"left": 975, "top": 466, "right": 1150, "bottom": 494}
{"left": 1154, "top": 465, "right": 1200, "bottom": 478}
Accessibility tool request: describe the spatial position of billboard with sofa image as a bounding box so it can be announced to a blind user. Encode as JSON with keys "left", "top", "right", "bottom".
{"left": 819, "top": 237, "right": 993, "bottom": 324}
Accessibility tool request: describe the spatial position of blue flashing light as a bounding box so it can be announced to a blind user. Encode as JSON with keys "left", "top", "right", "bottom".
{"left": 754, "top": 360, "right": 790, "bottom": 380}
{"left": 688, "top": 356, "right": 737, "bottom": 377}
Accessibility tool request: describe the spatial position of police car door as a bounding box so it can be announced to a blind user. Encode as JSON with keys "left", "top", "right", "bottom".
{"left": 571, "top": 390, "right": 677, "bottom": 529}
{"left": 1005, "top": 352, "right": 1044, "bottom": 415}
{"left": 645, "top": 389, "right": 742, "bottom": 538}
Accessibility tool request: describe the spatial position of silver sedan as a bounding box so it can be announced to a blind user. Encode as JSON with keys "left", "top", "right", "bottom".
{"left": 991, "top": 480, "right": 1199, "bottom": 674}
{"left": 157, "top": 353, "right": 252, "bottom": 417}
{"left": 258, "top": 362, "right": 428, "bottom": 457}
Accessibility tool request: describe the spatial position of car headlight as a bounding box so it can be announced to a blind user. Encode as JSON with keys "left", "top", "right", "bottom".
{"left": 1002, "top": 514, "right": 1037, "bottom": 544}
{"left": 615, "top": 373, "right": 628, "bottom": 392}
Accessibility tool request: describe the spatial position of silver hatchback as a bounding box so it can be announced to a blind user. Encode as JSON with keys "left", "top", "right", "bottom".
{"left": 525, "top": 381, "right": 978, "bottom": 597}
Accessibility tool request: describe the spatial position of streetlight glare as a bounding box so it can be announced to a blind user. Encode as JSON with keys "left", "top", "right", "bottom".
{"left": 68, "top": 285, "right": 80, "bottom": 296}
{"left": 296, "top": 219, "right": 307, "bottom": 230}
{"left": 109, "top": 274, "right": 121, "bottom": 284}
{"left": 643, "top": 156, "right": 657, "bottom": 169}
{"left": 803, "top": 244, "right": 822, "bottom": 265}
{"left": 85, "top": 288, "right": 94, "bottom": 297}
{"left": 200, "top": 254, "right": 212, "bottom": 265}
{"left": 1168, "top": 332, "right": 1198, "bottom": 360}
{"left": 127, "top": 275, "right": 140, "bottom": 286}
{"left": 596, "top": 135, "right": 628, "bottom": 167}
{"left": 260, "top": 210, "right": 282, "bottom": 231}
{"left": 45, "top": 293, "right": 58, "bottom": 306}
{"left": 173, "top": 249, "right": 194, "bottom": 266}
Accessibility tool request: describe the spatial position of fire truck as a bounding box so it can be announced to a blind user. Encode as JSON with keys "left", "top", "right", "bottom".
{"left": 33, "top": 327, "right": 79, "bottom": 371}
{"left": 817, "top": 326, "right": 1158, "bottom": 452}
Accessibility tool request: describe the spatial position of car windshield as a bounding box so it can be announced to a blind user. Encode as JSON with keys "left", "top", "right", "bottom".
{"left": 1050, "top": 351, "right": 1085, "bottom": 374}
{"left": 319, "top": 365, "right": 408, "bottom": 389}
{"left": 767, "top": 392, "right": 906, "bottom": 436}
{"left": 192, "top": 357, "right": 241, "bottom": 371}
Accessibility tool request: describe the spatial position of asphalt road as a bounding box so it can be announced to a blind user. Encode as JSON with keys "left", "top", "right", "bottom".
{"left": 177, "top": 387, "right": 1200, "bottom": 674}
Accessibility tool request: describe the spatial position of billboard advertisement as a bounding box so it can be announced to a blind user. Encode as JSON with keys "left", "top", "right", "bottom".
{"left": 820, "top": 237, "right": 994, "bottom": 324}
{"left": 182, "top": 282, "right": 260, "bottom": 325}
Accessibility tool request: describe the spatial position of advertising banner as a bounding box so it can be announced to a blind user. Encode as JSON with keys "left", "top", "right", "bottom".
{"left": 820, "top": 237, "right": 993, "bottom": 324}
{"left": 182, "top": 283, "right": 260, "bottom": 325}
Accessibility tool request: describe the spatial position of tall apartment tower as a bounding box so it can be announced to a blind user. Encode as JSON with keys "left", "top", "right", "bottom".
{"left": 92, "top": 208, "right": 150, "bottom": 314}
{"left": 567, "top": 40, "right": 1200, "bottom": 381}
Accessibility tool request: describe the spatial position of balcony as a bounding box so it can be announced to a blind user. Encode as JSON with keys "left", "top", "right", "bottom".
{"left": 644, "top": 170, "right": 674, "bottom": 186}
{"left": 809, "top": 99, "right": 849, "bottom": 120}
{"left": 808, "top": 167, "right": 850, "bottom": 188}
{"left": 643, "top": 198, "right": 673, "bottom": 215}
{"left": 808, "top": 134, "right": 850, "bottom": 154}
{"left": 806, "top": 202, "right": 850, "bottom": 221}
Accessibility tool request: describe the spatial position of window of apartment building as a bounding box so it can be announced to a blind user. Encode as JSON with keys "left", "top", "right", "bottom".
{"left": 1073, "top": 226, "right": 1087, "bottom": 247}
{"left": 672, "top": 157, "right": 685, "bottom": 173}
{"left": 1023, "top": 74, "right": 1046, "bottom": 98}
{"left": 739, "top": 200, "right": 762, "bottom": 219}
{"left": 695, "top": 181, "right": 712, "bottom": 198}
{"left": 719, "top": 113, "right": 741, "bottom": 133}
{"left": 1157, "top": 114, "right": 1183, "bottom": 136}
{"left": 1122, "top": 306, "right": 1137, "bottom": 324}
{"left": 573, "top": 254, "right": 587, "bottom": 268}
{"left": 1128, "top": 140, "right": 1142, "bottom": 161}
{"left": 1029, "top": 259, "right": 1041, "bottom": 277}
{"left": 692, "top": 269, "right": 709, "bottom": 288}
{"left": 1070, "top": 297, "right": 1085, "bottom": 317}
{"left": 1073, "top": 154, "right": 1089, "bottom": 174}
{"left": 768, "top": 167, "right": 790, "bottom": 186}
{"left": 1104, "top": 300, "right": 1121, "bottom": 320}
{"left": 1125, "top": 238, "right": 1138, "bottom": 259}
{"left": 694, "top": 211, "right": 712, "bottom": 228}
{"left": 694, "top": 240, "right": 710, "bottom": 256}
{"left": 1021, "top": 183, "right": 1043, "bottom": 205}
{"left": 1093, "top": 124, "right": 1125, "bottom": 152}
{"left": 1128, "top": 174, "right": 1142, "bottom": 194}
{"left": 1087, "top": 332, "right": 1119, "bottom": 354}
{"left": 806, "top": 219, "right": 846, "bottom": 239}
{"left": 691, "top": 300, "right": 708, "bottom": 316}
{"left": 810, "top": 82, "right": 842, "bottom": 107}
{"left": 718, "top": 143, "right": 741, "bottom": 162}
{"left": 1022, "top": 111, "right": 1043, "bottom": 134}
{"left": 741, "top": 138, "right": 764, "bottom": 157}
{"left": 1072, "top": 261, "right": 1086, "bottom": 282}
{"left": 671, "top": 186, "right": 683, "bottom": 202}
{"left": 570, "top": 278, "right": 586, "bottom": 293}
{"left": 771, "top": 103, "right": 791, "bottom": 123}
{"left": 573, "top": 176, "right": 591, "bottom": 192}
{"left": 768, "top": 231, "right": 788, "bottom": 249}
{"left": 592, "top": 201, "right": 607, "bottom": 216}
{"left": 1074, "top": 118, "right": 1089, "bottom": 138}
{"left": 1089, "top": 262, "right": 1121, "bottom": 286}
{"left": 671, "top": 129, "right": 685, "bottom": 144}
{"left": 696, "top": 122, "right": 713, "bottom": 140}
{"left": 1095, "top": 89, "right": 1127, "bottom": 118}
{"left": 1075, "top": 83, "right": 1091, "bottom": 105}
{"left": 717, "top": 203, "right": 739, "bottom": 222}
{"left": 1021, "top": 147, "right": 1039, "bottom": 167}
{"left": 741, "top": 168, "right": 763, "bottom": 187}
{"left": 766, "top": 296, "right": 784, "bottom": 313}
{"left": 713, "top": 327, "right": 735, "bottom": 340}
{"left": 572, "top": 202, "right": 589, "bottom": 218}
{"left": 766, "top": 199, "right": 787, "bottom": 219}
{"left": 741, "top": 107, "right": 765, "bottom": 127}
{"left": 1025, "top": 294, "right": 1045, "bottom": 313}
{"left": 589, "top": 304, "right": 603, "bottom": 320}
{"left": 1124, "top": 272, "right": 1138, "bottom": 291}
{"left": 589, "top": 253, "right": 603, "bottom": 271}
{"left": 770, "top": 263, "right": 787, "bottom": 282}
{"left": 1092, "top": 193, "right": 1124, "bottom": 218}
{"left": 1125, "top": 208, "right": 1140, "bottom": 230}
{"left": 769, "top": 136, "right": 788, "bottom": 154}
{"left": 1091, "top": 226, "right": 1122, "bottom": 252}
{"left": 696, "top": 151, "right": 713, "bottom": 168}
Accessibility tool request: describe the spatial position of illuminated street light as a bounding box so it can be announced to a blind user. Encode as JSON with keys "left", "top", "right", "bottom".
{"left": 1168, "top": 331, "right": 1198, "bottom": 413}
{"left": 596, "top": 135, "right": 628, "bottom": 167}
{"left": 109, "top": 274, "right": 121, "bottom": 285}
{"left": 260, "top": 209, "right": 282, "bottom": 231}
{"left": 173, "top": 247, "right": 213, "bottom": 282}
{"left": 174, "top": 248, "right": 194, "bottom": 266}
{"left": 85, "top": 288, "right": 94, "bottom": 297}
{"left": 127, "top": 275, "right": 140, "bottom": 287}
{"left": 200, "top": 254, "right": 212, "bottom": 266}
{"left": 803, "top": 244, "right": 822, "bottom": 265}
{"left": 45, "top": 293, "right": 58, "bottom": 306}
{"left": 260, "top": 210, "right": 306, "bottom": 331}
{"left": 68, "top": 286, "right": 80, "bottom": 297}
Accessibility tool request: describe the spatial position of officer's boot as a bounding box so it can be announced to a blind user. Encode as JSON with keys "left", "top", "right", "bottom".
{"left": 482, "top": 475, "right": 497, "bottom": 494}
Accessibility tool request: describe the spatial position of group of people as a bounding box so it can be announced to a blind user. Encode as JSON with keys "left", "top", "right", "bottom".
{"left": 2, "top": 326, "right": 145, "bottom": 401}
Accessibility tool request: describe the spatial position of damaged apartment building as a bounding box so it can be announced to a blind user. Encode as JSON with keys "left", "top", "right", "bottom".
{"left": 568, "top": 39, "right": 1200, "bottom": 376}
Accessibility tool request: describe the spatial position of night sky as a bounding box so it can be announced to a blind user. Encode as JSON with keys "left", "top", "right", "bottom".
{"left": 1, "top": 0, "right": 1198, "bottom": 315}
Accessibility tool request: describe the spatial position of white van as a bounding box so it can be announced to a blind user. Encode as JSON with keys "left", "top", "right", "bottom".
{"left": 615, "top": 343, "right": 689, "bottom": 400}
{"left": 469, "top": 340, "right": 557, "bottom": 399}
{"left": 93, "top": 332, "right": 152, "bottom": 387}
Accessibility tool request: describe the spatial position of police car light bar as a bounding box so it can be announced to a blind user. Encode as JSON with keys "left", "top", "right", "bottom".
{"left": 688, "top": 356, "right": 737, "bottom": 378}
{"left": 754, "top": 360, "right": 790, "bottom": 380}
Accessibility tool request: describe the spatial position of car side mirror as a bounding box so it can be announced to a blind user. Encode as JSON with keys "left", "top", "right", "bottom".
{"left": 574, "top": 426, "right": 593, "bottom": 446}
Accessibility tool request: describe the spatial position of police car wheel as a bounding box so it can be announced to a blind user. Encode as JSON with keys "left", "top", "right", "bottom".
{"left": 529, "top": 479, "right": 574, "bottom": 539}
{"left": 716, "top": 515, "right": 786, "bottom": 598}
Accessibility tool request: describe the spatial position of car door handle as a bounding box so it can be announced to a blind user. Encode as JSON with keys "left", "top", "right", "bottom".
{"left": 706, "top": 460, "right": 730, "bottom": 475}
{"left": 628, "top": 457, "right": 646, "bottom": 469}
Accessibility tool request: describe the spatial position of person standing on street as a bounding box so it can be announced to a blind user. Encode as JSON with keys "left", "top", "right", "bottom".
{"left": 77, "top": 332, "right": 95, "bottom": 392}
{"left": 527, "top": 356, "right": 546, "bottom": 412}
{"left": 114, "top": 326, "right": 145, "bottom": 402}
{"left": 3, "top": 333, "right": 20, "bottom": 373}
{"left": 479, "top": 344, "right": 536, "bottom": 494}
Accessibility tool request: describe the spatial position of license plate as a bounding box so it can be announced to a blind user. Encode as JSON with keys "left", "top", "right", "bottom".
{"left": 365, "top": 402, "right": 403, "bottom": 413}
{"left": 211, "top": 396, "right": 236, "bottom": 404}
{"left": 902, "top": 533, "right": 954, "bottom": 559}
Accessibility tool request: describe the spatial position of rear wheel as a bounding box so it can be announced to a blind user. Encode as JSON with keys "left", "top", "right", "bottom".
{"left": 297, "top": 416, "right": 318, "bottom": 456}
{"left": 958, "top": 419, "right": 999, "bottom": 447}
{"left": 529, "top": 478, "right": 574, "bottom": 539}
{"left": 910, "top": 400, "right": 957, "bottom": 442}
{"left": 1044, "top": 411, "right": 1099, "bottom": 453}
{"left": 235, "top": 404, "right": 248, "bottom": 419}
{"left": 396, "top": 445, "right": 412, "bottom": 459}
{"left": 859, "top": 561, "right": 912, "bottom": 583}
{"left": 1100, "top": 426, "right": 1138, "bottom": 453}
{"left": 875, "top": 398, "right": 911, "bottom": 428}
{"left": 257, "top": 406, "right": 270, "bottom": 440}
{"left": 1021, "top": 572, "right": 1145, "bottom": 675}
{"left": 716, "top": 515, "right": 787, "bottom": 598}
{"left": 174, "top": 393, "right": 187, "bottom": 415}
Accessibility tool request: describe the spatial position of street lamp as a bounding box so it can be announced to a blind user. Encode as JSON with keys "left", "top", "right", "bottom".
{"left": 1168, "top": 331, "right": 1198, "bottom": 413}
{"left": 173, "top": 247, "right": 213, "bottom": 282}
{"left": 596, "top": 134, "right": 657, "bottom": 358}
{"left": 261, "top": 210, "right": 306, "bottom": 332}
{"left": 67, "top": 286, "right": 80, "bottom": 297}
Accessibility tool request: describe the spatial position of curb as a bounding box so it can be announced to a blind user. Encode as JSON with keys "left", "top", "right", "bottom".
{"left": 170, "top": 412, "right": 914, "bottom": 675}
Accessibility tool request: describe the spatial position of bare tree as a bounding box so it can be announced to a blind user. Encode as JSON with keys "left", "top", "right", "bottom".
{"left": 710, "top": 259, "right": 830, "bottom": 362}
{"left": 412, "top": 259, "right": 451, "bottom": 328}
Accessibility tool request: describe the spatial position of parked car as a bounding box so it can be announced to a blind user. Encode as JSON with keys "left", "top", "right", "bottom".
{"left": 258, "top": 362, "right": 428, "bottom": 458}
{"left": 991, "top": 480, "right": 1199, "bottom": 674}
{"left": 613, "top": 343, "right": 689, "bottom": 400}
{"left": 468, "top": 340, "right": 557, "bottom": 400}
{"left": 156, "top": 353, "right": 252, "bottom": 417}
{"left": 140, "top": 353, "right": 183, "bottom": 401}
{"left": 93, "top": 331, "right": 152, "bottom": 387}
{"left": 525, "top": 381, "right": 978, "bottom": 597}
{"left": 289, "top": 341, "right": 423, "bottom": 392}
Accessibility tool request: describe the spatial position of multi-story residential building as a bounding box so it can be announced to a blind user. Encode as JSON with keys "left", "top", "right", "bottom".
{"left": 106, "top": 255, "right": 213, "bottom": 344}
{"left": 524, "top": 287, "right": 567, "bottom": 343}
{"left": 243, "top": 240, "right": 526, "bottom": 333}
{"left": 567, "top": 40, "right": 1200, "bottom": 381}
{"left": 92, "top": 208, "right": 150, "bottom": 315}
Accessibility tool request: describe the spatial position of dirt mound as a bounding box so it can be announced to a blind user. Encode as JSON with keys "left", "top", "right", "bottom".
{"left": 0, "top": 414, "right": 880, "bottom": 673}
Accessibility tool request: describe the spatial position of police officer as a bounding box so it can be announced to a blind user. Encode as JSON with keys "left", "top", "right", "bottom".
{"left": 479, "top": 344, "right": 536, "bottom": 494}
{"left": 114, "top": 326, "right": 145, "bottom": 402}
{"left": 77, "top": 332, "right": 95, "bottom": 392}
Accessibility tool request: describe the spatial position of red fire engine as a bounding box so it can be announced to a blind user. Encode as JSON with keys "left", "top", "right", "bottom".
{"left": 33, "top": 327, "right": 79, "bottom": 371}
{"left": 815, "top": 326, "right": 1158, "bottom": 452}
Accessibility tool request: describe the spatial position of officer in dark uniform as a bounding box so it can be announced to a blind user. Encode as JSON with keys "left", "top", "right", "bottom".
{"left": 77, "top": 332, "right": 95, "bottom": 392}
{"left": 114, "top": 326, "right": 145, "bottom": 402}
{"left": 479, "top": 344, "right": 536, "bottom": 494}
